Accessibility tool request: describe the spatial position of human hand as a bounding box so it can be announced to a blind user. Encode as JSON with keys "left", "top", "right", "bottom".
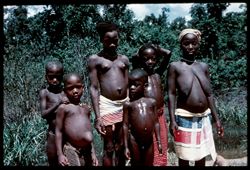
{"left": 157, "top": 142, "right": 163, "bottom": 155}
{"left": 169, "top": 121, "right": 178, "bottom": 137}
{"left": 61, "top": 96, "right": 69, "bottom": 104}
{"left": 94, "top": 118, "right": 106, "bottom": 135}
{"left": 58, "top": 154, "right": 69, "bottom": 166}
{"left": 216, "top": 121, "right": 224, "bottom": 137}
{"left": 91, "top": 153, "right": 99, "bottom": 166}
{"left": 124, "top": 148, "right": 131, "bottom": 160}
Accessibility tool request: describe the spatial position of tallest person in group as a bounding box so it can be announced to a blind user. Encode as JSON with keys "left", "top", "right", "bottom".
{"left": 88, "top": 22, "right": 129, "bottom": 166}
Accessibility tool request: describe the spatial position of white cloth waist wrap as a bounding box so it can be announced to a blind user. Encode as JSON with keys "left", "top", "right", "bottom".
{"left": 99, "top": 95, "right": 129, "bottom": 126}
{"left": 175, "top": 108, "right": 211, "bottom": 117}
{"left": 174, "top": 108, "right": 217, "bottom": 162}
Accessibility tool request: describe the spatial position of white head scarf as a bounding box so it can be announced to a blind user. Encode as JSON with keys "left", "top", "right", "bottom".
{"left": 179, "top": 28, "right": 201, "bottom": 42}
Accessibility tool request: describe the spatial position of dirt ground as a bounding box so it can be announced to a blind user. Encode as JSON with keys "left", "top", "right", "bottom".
{"left": 167, "top": 151, "right": 248, "bottom": 166}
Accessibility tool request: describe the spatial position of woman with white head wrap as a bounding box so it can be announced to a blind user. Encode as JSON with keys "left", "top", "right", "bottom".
{"left": 179, "top": 28, "right": 202, "bottom": 43}
{"left": 167, "top": 28, "right": 224, "bottom": 166}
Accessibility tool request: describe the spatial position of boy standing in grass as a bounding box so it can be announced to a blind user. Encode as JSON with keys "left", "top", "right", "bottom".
{"left": 39, "top": 61, "right": 69, "bottom": 166}
{"left": 131, "top": 43, "right": 171, "bottom": 166}
{"left": 88, "top": 21, "right": 129, "bottom": 166}
{"left": 123, "top": 69, "right": 162, "bottom": 166}
{"left": 55, "top": 73, "right": 98, "bottom": 166}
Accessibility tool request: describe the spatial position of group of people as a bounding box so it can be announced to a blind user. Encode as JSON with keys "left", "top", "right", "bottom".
{"left": 39, "top": 21, "right": 225, "bottom": 166}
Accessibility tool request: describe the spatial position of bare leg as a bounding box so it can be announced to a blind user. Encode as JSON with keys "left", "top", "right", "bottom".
{"left": 195, "top": 158, "right": 206, "bottom": 166}
{"left": 144, "top": 143, "right": 154, "bottom": 166}
{"left": 114, "top": 122, "right": 125, "bottom": 166}
{"left": 179, "top": 158, "right": 189, "bottom": 166}
{"left": 129, "top": 134, "right": 141, "bottom": 166}
{"left": 46, "top": 132, "right": 58, "bottom": 166}
{"left": 102, "top": 125, "right": 114, "bottom": 166}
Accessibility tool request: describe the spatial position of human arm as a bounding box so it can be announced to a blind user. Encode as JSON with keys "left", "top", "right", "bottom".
{"left": 39, "top": 90, "right": 69, "bottom": 120}
{"left": 123, "top": 102, "right": 131, "bottom": 160}
{"left": 155, "top": 45, "right": 172, "bottom": 76}
{"left": 153, "top": 100, "right": 162, "bottom": 154}
{"left": 167, "top": 63, "right": 178, "bottom": 137}
{"left": 55, "top": 104, "right": 69, "bottom": 166}
{"left": 88, "top": 56, "right": 106, "bottom": 135}
{"left": 203, "top": 65, "right": 224, "bottom": 137}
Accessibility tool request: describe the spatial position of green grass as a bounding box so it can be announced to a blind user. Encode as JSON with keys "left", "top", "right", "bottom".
{"left": 3, "top": 87, "right": 247, "bottom": 166}
{"left": 3, "top": 113, "right": 48, "bottom": 166}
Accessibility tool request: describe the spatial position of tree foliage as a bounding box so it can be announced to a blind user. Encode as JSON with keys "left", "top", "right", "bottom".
{"left": 3, "top": 3, "right": 247, "bottom": 165}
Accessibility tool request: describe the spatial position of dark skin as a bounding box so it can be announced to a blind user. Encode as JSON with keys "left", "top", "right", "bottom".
{"left": 138, "top": 46, "right": 171, "bottom": 112}
{"left": 39, "top": 63, "right": 69, "bottom": 166}
{"left": 137, "top": 45, "right": 171, "bottom": 166}
{"left": 55, "top": 74, "right": 98, "bottom": 166}
{"left": 123, "top": 72, "right": 162, "bottom": 166}
{"left": 88, "top": 29, "right": 129, "bottom": 166}
{"left": 167, "top": 33, "right": 224, "bottom": 166}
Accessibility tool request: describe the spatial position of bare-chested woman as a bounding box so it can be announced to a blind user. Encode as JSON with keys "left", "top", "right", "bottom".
{"left": 88, "top": 22, "right": 129, "bottom": 166}
{"left": 167, "top": 29, "right": 224, "bottom": 166}
{"left": 123, "top": 69, "right": 162, "bottom": 166}
{"left": 55, "top": 73, "right": 98, "bottom": 166}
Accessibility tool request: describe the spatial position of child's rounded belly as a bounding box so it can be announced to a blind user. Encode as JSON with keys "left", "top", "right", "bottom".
{"left": 65, "top": 130, "right": 93, "bottom": 149}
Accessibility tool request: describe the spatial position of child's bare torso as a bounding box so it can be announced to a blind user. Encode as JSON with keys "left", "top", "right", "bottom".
{"left": 128, "top": 97, "right": 156, "bottom": 145}
{"left": 63, "top": 104, "right": 93, "bottom": 148}
{"left": 145, "top": 74, "right": 165, "bottom": 109}
{"left": 44, "top": 89, "right": 64, "bottom": 129}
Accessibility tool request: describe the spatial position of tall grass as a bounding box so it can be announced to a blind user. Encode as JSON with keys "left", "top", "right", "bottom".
{"left": 3, "top": 113, "right": 48, "bottom": 166}
{"left": 3, "top": 88, "right": 247, "bottom": 165}
{"left": 213, "top": 87, "right": 247, "bottom": 158}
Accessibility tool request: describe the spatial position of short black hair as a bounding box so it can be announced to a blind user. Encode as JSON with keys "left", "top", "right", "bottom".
{"left": 45, "top": 60, "right": 63, "bottom": 73}
{"left": 63, "top": 73, "right": 82, "bottom": 85}
{"left": 138, "top": 42, "right": 157, "bottom": 58}
{"left": 96, "top": 21, "right": 118, "bottom": 40}
{"left": 129, "top": 68, "right": 148, "bottom": 84}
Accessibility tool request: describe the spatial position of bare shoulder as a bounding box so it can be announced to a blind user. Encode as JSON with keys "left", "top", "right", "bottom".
{"left": 39, "top": 88, "right": 48, "bottom": 97}
{"left": 143, "top": 97, "right": 156, "bottom": 105}
{"left": 88, "top": 54, "right": 99, "bottom": 63}
{"left": 80, "top": 103, "right": 91, "bottom": 111}
{"left": 197, "top": 61, "right": 209, "bottom": 70}
{"left": 57, "top": 103, "right": 67, "bottom": 112}
{"left": 168, "top": 61, "right": 180, "bottom": 70}
{"left": 88, "top": 54, "right": 100, "bottom": 69}
{"left": 119, "top": 54, "right": 129, "bottom": 63}
{"left": 119, "top": 54, "right": 129, "bottom": 59}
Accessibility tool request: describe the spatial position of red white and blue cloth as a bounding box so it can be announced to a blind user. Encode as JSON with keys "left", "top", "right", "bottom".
{"left": 174, "top": 108, "right": 217, "bottom": 162}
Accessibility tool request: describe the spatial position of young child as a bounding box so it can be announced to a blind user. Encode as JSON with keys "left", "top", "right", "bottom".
{"left": 123, "top": 68, "right": 162, "bottom": 166}
{"left": 167, "top": 28, "right": 224, "bottom": 166}
{"left": 55, "top": 73, "right": 98, "bottom": 166}
{"left": 39, "top": 60, "right": 69, "bottom": 166}
{"left": 132, "top": 43, "right": 171, "bottom": 166}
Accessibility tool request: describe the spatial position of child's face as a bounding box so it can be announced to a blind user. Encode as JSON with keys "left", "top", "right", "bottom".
{"left": 181, "top": 33, "right": 199, "bottom": 57}
{"left": 141, "top": 48, "right": 157, "bottom": 71}
{"left": 64, "top": 76, "right": 83, "bottom": 103}
{"left": 128, "top": 77, "right": 145, "bottom": 100}
{"left": 46, "top": 67, "right": 63, "bottom": 87}
{"left": 102, "top": 31, "right": 119, "bottom": 53}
